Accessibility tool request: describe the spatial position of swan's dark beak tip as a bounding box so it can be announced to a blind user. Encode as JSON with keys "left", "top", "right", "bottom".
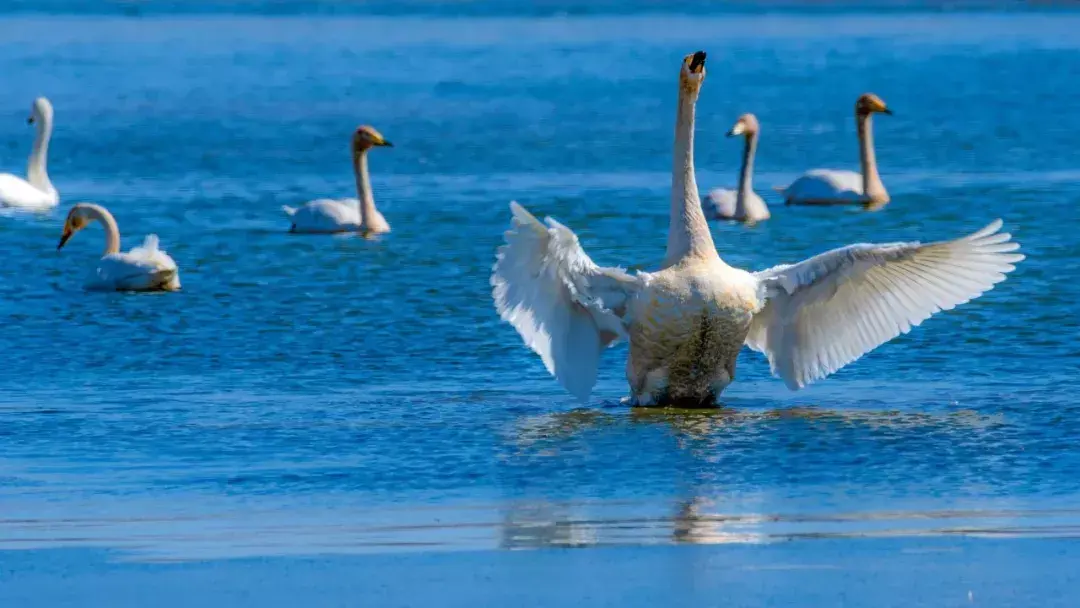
{"left": 882, "top": 108, "right": 894, "bottom": 116}
{"left": 27, "top": 117, "right": 34, "bottom": 125}
{"left": 725, "top": 130, "right": 736, "bottom": 138}
{"left": 57, "top": 233, "right": 71, "bottom": 250}
{"left": 689, "top": 51, "right": 707, "bottom": 72}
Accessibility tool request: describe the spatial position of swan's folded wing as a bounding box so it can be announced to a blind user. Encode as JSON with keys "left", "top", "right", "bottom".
{"left": 492, "top": 202, "right": 643, "bottom": 401}
{"left": 747, "top": 219, "right": 1023, "bottom": 390}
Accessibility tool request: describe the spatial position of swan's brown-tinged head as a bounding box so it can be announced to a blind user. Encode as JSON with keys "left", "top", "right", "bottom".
{"left": 679, "top": 51, "right": 707, "bottom": 93}
{"left": 352, "top": 125, "right": 392, "bottom": 153}
{"left": 727, "top": 113, "right": 760, "bottom": 137}
{"left": 58, "top": 204, "right": 92, "bottom": 250}
{"left": 856, "top": 93, "right": 892, "bottom": 117}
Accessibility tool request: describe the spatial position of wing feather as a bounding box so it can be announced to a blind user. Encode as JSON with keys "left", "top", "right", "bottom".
{"left": 492, "top": 202, "right": 643, "bottom": 401}
{"left": 749, "top": 220, "right": 1023, "bottom": 389}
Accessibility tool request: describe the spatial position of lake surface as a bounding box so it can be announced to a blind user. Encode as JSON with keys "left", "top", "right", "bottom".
{"left": 1, "top": 7, "right": 1078, "bottom": 606}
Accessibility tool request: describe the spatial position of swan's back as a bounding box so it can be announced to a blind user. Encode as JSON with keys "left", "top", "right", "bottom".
{"left": 782, "top": 169, "right": 863, "bottom": 203}
{"left": 0, "top": 174, "right": 57, "bottom": 210}
{"left": 94, "top": 235, "right": 181, "bottom": 291}
{"left": 286, "top": 199, "right": 361, "bottom": 233}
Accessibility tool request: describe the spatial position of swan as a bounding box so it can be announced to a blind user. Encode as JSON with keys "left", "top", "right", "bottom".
{"left": 0, "top": 97, "right": 59, "bottom": 210}
{"left": 704, "top": 113, "right": 770, "bottom": 223}
{"left": 777, "top": 93, "right": 892, "bottom": 207}
{"left": 283, "top": 126, "right": 393, "bottom": 235}
{"left": 57, "top": 203, "right": 181, "bottom": 292}
{"left": 491, "top": 51, "right": 1022, "bottom": 406}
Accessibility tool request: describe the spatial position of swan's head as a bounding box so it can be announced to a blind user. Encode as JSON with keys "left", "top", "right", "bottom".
{"left": 856, "top": 93, "right": 892, "bottom": 117}
{"left": 57, "top": 204, "right": 94, "bottom": 250}
{"left": 727, "top": 113, "right": 760, "bottom": 138}
{"left": 679, "top": 51, "right": 707, "bottom": 95}
{"left": 352, "top": 126, "right": 392, "bottom": 152}
{"left": 28, "top": 97, "right": 53, "bottom": 126}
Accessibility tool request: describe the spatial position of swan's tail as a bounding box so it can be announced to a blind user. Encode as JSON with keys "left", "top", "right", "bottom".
{"left": 282, "top": 205, "right": 297, "bottom": 217}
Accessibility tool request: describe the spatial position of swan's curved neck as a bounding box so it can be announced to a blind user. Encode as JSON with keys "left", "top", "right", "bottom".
{"left": 735, "top": 132, "right": 758, "bottom": 218}
{"left": 84, "top": 204, "right": 121, "bottom": 255}
{"left": 28, "top": 113, "right": 55, "bottom": 194}
{"left": 353, "top": 149, "right": 377, "bottom": 230}
{"left": 857, "top": 113, "right": 885, "bottom": 201}
{"left": 665, "top": 84, "right": 717, "bottom": 266}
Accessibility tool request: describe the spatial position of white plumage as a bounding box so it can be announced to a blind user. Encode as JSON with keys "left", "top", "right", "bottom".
{"left": 90, "top": 235, "right": 181, "bottom": 292}
{"left": 491, "top": 53, "right": 1023, "bottom": 405}
{"left": 777, "top": 169, "right": 866, "bottom": 205}
{"left": 58, "top": 202, "right": 180, "bottom": 292}
{"left": 746, "top": 219, "right": 1023, "bottom": 389}
{"left": 283, "top": 199, "right": 362, "bottom": 233}
{"left": 0, "top": 97, "right": 59, "bottom": 211}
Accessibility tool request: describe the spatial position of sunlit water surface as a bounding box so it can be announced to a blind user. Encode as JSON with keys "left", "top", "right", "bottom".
{"left": 0, "top": 10, "right": 1078, "bottom": 578}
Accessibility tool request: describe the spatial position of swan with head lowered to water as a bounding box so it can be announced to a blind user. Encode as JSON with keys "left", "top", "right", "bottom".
{"left": 0, "top": 97, "right": 59, "bottom": 211}
{"left": 283, "top": 126, "right": 392, "bottom": 236}
{"left": 491, "top": 52, "right": 1022, "bottom": 406}
{"left": 704, "top": 113, "right": 770, "bottom": 223}
{"left": 58, "top": 203, "right": 181, "bottom": 292}
{"left": 777, "top": 93, "right": 893, "bottom": 208}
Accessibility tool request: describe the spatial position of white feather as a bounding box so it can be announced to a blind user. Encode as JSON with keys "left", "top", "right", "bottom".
{"left": 779, "top": 169, "right": 865, "bottom": 204}
{"left": 285, "top": 199, "right": 361, "bottom": 233}
{"left": 491, "top": 202, "right": 643, "bottom": 401}
{"left": 91, "top": 235, "right": 181, "bottom": 292}
{"left": 747, "top": 219, "right": 1024, "bottom": 389}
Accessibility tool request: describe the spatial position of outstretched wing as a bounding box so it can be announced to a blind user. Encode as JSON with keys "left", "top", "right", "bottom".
{"left": 747, "top": 219, "right": 1023, "bottom": 390}
{"left": 492, "top": 202, "right": 643, "bottom": 401}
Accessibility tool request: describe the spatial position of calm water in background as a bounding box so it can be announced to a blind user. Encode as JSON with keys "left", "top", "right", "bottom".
{"left": 1, "top": 7, "right": 1079, "bottom": 602}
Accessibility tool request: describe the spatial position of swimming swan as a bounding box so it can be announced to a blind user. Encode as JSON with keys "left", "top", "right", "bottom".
{"left": 283, "top": 126, "right": 392, "bottom": 235}
{"left": 492, "top": 52, "right": 1022, "bottom": 406}
{"left": 777, "top": 93, "right": 892, "bottom": 207}
{"left": 0, "top": 97, "right": 59, "bottom": 210}
{"left": 58, "top": 203, "right": 181, "bottom": 292}
{"left": 704, "top": 113, "right": 770, "bottom": 223}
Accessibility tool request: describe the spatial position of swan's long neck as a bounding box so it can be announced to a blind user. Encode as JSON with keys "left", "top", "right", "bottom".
{"left": 665, "top": 85, "right": 717, "bottom": 266}
{"left": 857, "top": 113, "right": 886, "bottom": 201}
{"left": 735, "top": 132, "right": 758, "bottom": 218}
{"left": 85, "top": 204, "right": 121, "bottom": 255}
{"left": 353, "top": 149, "right": 377, "bottom": 230}
{"left": 27, "top": 114, "right": 55, "bottom": 194}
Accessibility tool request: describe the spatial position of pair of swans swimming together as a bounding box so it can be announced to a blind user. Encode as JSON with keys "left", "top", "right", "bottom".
{"left": 704, "top": 93, "right": 892, "bottom": 224}
{"left": 0, "top": 97, "right": 179, "bottom": 291}
{"left": 53, "top": 126, "right": 391, "bottom": 292}
{"left": 492, "top": 51, "right": 1024, "bottom": 406}
{"left": 50, "top": 126, "right": 392, "bottom": 292}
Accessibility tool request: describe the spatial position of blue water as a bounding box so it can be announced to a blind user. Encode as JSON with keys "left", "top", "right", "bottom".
{"left": 1, "top": 7, "right": 1079, "bottom": 604}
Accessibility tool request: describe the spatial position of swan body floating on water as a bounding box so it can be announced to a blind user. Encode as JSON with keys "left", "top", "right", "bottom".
{"left": 284, "top": 126, "right": 392, "bottom": 236}
{"left": 777, "top": 93, "right": 892, "bottom": 207}
{"left": 58, "top": 203, "right": 180, "bottom": 292}
{"left": 0, "top": 97, "right": 59, "bottom": 211}
{"left": 704, "top": 113, "right": 770, "bottom": 223}
{"left": 492, "top": 52, "right": 1022, "bottom": 406}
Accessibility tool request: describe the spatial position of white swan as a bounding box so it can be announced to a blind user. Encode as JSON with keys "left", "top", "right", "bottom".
{"left": 492, "top": 52, "right": 1022, "bottom": 406}
{"left": 777, "top": 93, "right": 892, "bottom": 207}
{"left": 704, "top": 113, "right": 770, "bottom": 223}
{"left": 58, "top": 203, "right": 181, "bottom": 292}
{"left": 0, "top": 97, "right": 59, "bottom": 210}
{"left": 283, "top": 126, "right": 392, "bottom": 235}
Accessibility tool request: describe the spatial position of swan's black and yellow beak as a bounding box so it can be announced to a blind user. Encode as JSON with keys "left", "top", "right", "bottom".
{"left": 881, "top": 107, "right": 894, "bottom": 116}
{"left": 57, "top": 229, "right": 72, "bottom": 250}
{"left": 377, "top": 140, "right": 393, "bottom": 147}
{"left": 689, "top": 51, "right": 706, "bottom": 74}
